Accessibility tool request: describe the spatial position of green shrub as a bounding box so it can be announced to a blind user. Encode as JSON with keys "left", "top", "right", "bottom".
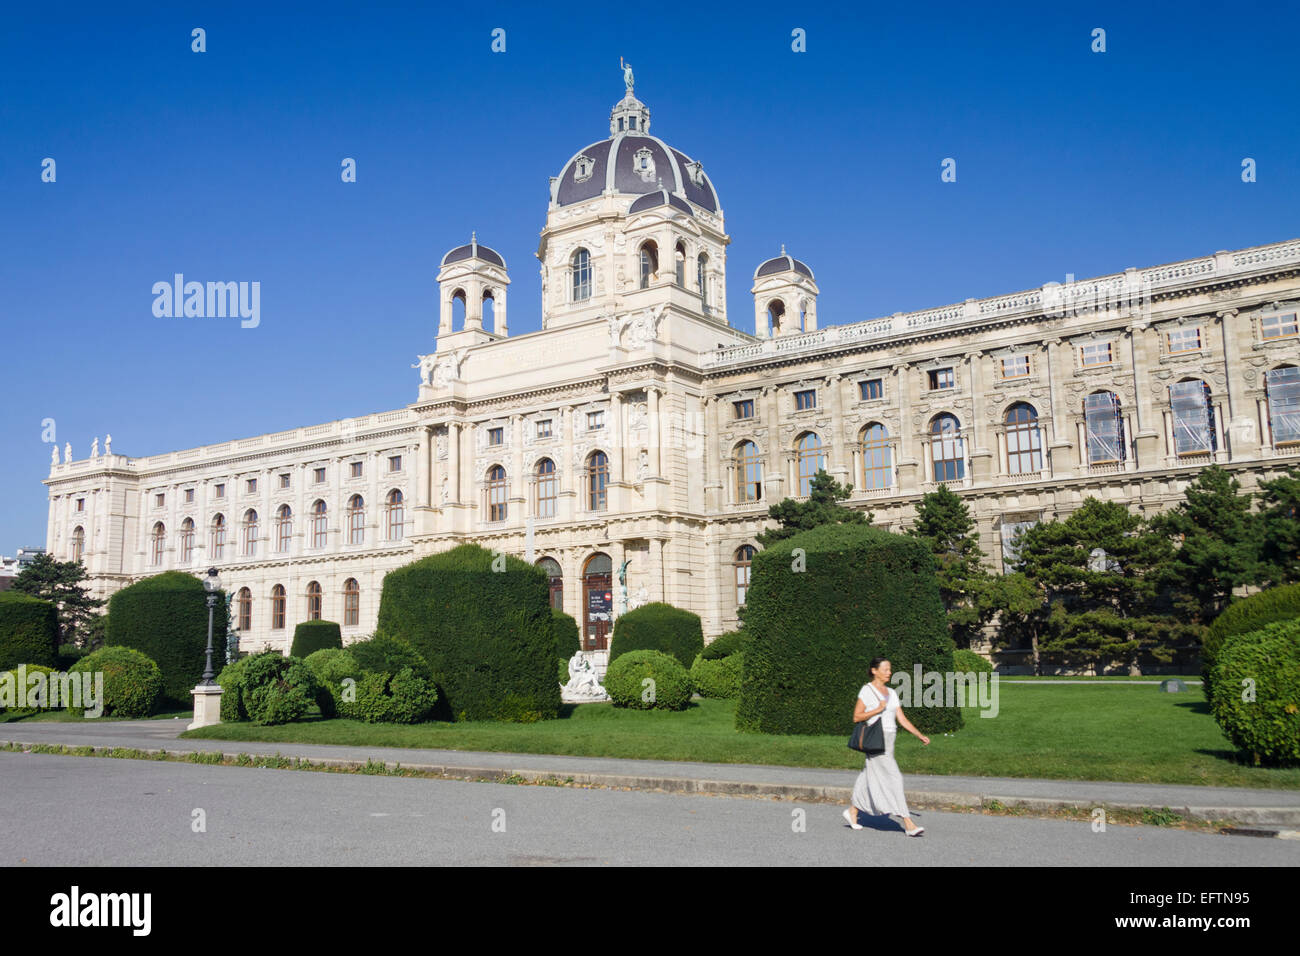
{"left": 691, "top": 652, "right": 744, "bottom": 699}
{"left": 216, "top": 651, "right": 321, "bottom": 725}
{"left": 347, "top": 633, "right": 432, "bottom": 681}
{"left": 604, "top": 650, "right": 693, "bottom": 710}
{"left": 552, "top": 608, "right": 581, "bottom": 658}
{"left": 736, "top": 523, "right": 963, "bottom": 736}
{"left": 376, "top": 544, "right": 562, "bottom": 722}
{"left": 68, "top": 646, "right": 164, "bottom": 718}
{"left": 216, "top": 655, "right": 254, "bottom": 722}
{"left": 557, "top": 657, "right": 571, "bottom": 684}
{"left": 318, "top": 637, "right": 439, "bottom": 724}
{"left": 952, "top": 649, "right": 994, "bottom": 674}
{"left": 1209, "top": 620, "right": 1300, "bottom": 766}
{"left": 609, "top": 603, "right": 704, "bottom": 669}
{"left": 702, "top": 629, "right": 750, "bottom": 660}
{"left": 0, "top": 592, "right": 58, "bottom": 671}
{"left": 0, "top": 664, "right": 58, "bottom": 715}
{"left": 290, "top": 620, "right": 343, "bottom": 658}
{"left": 1204, "top": 583, "right": 1300, "bottom": 702}
{"left": 56, "top": 643, "right": 89, "bottom": 671}
{"left": 105, "top": 571, "right": 227, "bottom": 704}
{"left": 340, "top": 668, "right": 438, "bottom": 723}
{"left": 304, "top": 647, "right": 358, "bottom": 685}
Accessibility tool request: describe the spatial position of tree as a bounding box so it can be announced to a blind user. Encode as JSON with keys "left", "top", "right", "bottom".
{"left": 906, "top": 485, "right": 991, "bottom": 648}
{"left": 755, "top": 470, "right": 870, "bottom": 547}
{"left": 1257, "top": 467, "right": 1300, "bottom": 586}
{"left": 982, "top": 571, "right": 1049, "bottom": 674}
{"left": 1149, "top": 465, "right": 1262, "bottom": 622}
{"left": 1014, "top": 498, "right": 1192, "bottom": 674}
{"left": 10, "top": 553, "right": 104, "bottom": 646}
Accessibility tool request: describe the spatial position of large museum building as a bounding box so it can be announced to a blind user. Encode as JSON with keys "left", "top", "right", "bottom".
{"left": 44, "top": 79, "right": 1300, "bottom": 653}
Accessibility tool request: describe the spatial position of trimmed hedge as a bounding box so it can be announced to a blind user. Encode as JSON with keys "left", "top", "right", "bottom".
{"left": 290, "top": 620, "right": 343, "bottom": 659}
{"left": 68, "top": 646, "right": 164, "bottom": 718}
{"left": 691, "top": 652, "right": 744, "bottom": 699}
{"left": 952, "top": 649, "right": 994, "bottom": 674}
{"left": 1203, "top": 584, "right": 1300, "bottom": 702}
{"left": 0, "top": 592, "right": 59, "bottom": 671}
{"left": 106, "top": 571, "right": 227, "bottom": 704}
{"left": 736, "top": 523, "right": 963, "bottom": 736}
{"left": 327, "top": 635, "right": 438, "bottom": 724}
{"left": 609, "top": 603, "right": 704, "bottom": 669}
{"left": 702, "top": 629, "right": 750, "bottom": 661}
{"left": 552, "top": 609, "right": 581, "bottom": 658}
{"left": 348, "top": 633, "right": 432, "bottom": 681}
{"left": 1209, "top": 620, "right": 1300, "bottom": 766}
{"left": 0, "top": 664, "right": 57, "bottom": 715}
{"left": 604, "top": 649, "right": 693, "bottom": 710}
{"left": 216, "top": 651, "right": 322, "bottom": 725}
{"left": 376, "top": 544, "right": 561, "bottom": 722}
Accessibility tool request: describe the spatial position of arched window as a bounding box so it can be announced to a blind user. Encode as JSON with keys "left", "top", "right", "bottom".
{"left": 639, "top": 241, "right": 658, "bottom": 289}
{"left": 734, "top": 545, "right": 756, "bottom": 607}
{"left": 736, "top": 441, "right": 763, "bottom": 503}
{"left": 1084, "top": 391, "right": 1125, "bottom": 463}
{"left": 481, "top": 289, "right": 495, "bottom": 328}
{"left": 306, "top": 581, "right": 322, "bottom": 621}
{"left": 537, "top": 557, "right": 563, "bottom": 610}
{"left": 767, "top": 299, "right": 786, "bottom": 336}
{"left": 587, "top": 451, "right": 609, "bottom": 511}
{"left": 1169, "top": 380, "right": 1216, "bottom": 455}
{"left": 237, "top": 587, "right": 252, "bottom": 631}
{"left": 385, "top": 490, "right": 404, "bottom": 540}
{"left": 178, "top": 518, "right": 195, "bottom": 564}
{"left": 211, "top": 514, "right": 226, "bottom": 560}
{"left": 697, "top": 253, "right": 709, "bottom": 311}
{"left": 486, "top": 466, "right": 508, "bottom": 521}
{"left": 796, "top": 432, "right": 825, "bottom": 497}
{"left": 151, "top": 522, "right": 165, "bottom": 566}
{"left": 71, "top": 526, "right": 84, "bottom": 563}
{"left": 311, "top": 500, "right": 327, "bottom": 549}
{"left": 571, "top": 248, "right": 591, "bottom": 301}
{"left": 242, "top": 509, "right": 258, "bottom": 557}
{"left": 1004, "top": 403, "right": 1043, "bottom": 474}
{"left": 347, "top": 495, "right": 365, "bottom": 544}
{"left": 1265, "top": 365, "right": 1300, "bottom": 448}
{"left": 450, "top": 288, "right": 467, "bottom": 327}
{"left": 674, "top": 241, "right": 686, "bottom": 287}
{"left": 343, "top": 578, "right": 359, "bottom": 627}
{"left": 271, "top": 584, "right": 286, "bottom": 630}
{"left": 929, "top": 414, "right": 965, "bottom": 482}
{"left": 860, "top": 424, "right": 892, "bottom": 491}
{"left": 276, "top": 505, "right": 292, "bottom": 553}
{"left": 536, "top": 459, "right": 557, "bottom": 518}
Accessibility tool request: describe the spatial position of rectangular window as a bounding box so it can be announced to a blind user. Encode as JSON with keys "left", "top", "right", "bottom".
{"left": 733, "top": 399, "right": 755, "bottom": 419}
{"left": 1000, "top": 356, "right": 1030, "bottom": 379}
{"left": 587, "top": 410, "right": 605, "bottom": 430}
{"left": 1261, "top": 312, "right": 1299, "bottom": 340}
{"left": 155, "top": 493, "right": 165, "bottom": 508}
{"left": 76, "top": 498, "right": 85, "bottom": 512}
{"left": 246, "top": 478, "right": 257, "bottom": 494}
{"left": 536, "top": 419, "right": 552, "bottom": 439}
{"left": 215, "top": 484, "right": 225, "bottom": 498}
{"left": 279, "top": 474, "right": 290, "bottom": 489}
{"left": 1080, "top": 342, "right": 1113, "bottom": 367}
{"left": 1084, "top": 392, "right": 1126, "bottom": 463}
{"left": 794, "top": 389, "right": 816, "bottom": 410}
{"left": 488, "top": 427, "right": 504, "bottom": 446}
{"left": 389, "top": 455, "right": 402, "bottom": 472}
{"left": 184, "top": 489, "right": 195, "bottom": 503}
{"left": 350, "top": 462, "right": 362, "bottom": 479}
{"left": 314, "top": 467, "right": 325, "bottom": 484}
{"left": 1170, "top": 380, "right": 1216, "bottom": 455}
{"left": 859, "top": 379, "right": 883, "bottom": 401}
{"left": 1166, "top": 327, "right": 1202, "bottom": 353}
{"left": 928, "top": 368, "right": 955, "bottom": 390}
{"left": 1267, "top": 365, "right": 1300, "bottom": 446}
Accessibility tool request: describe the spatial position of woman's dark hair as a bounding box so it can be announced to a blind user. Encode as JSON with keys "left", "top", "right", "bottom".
{"left": 868, "top": 657, "right": 890, "bottom": 676}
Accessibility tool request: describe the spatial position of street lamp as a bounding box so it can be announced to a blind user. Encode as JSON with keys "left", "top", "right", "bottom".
{"left": 201, "top": 567, "right": 221, "bottom": 686}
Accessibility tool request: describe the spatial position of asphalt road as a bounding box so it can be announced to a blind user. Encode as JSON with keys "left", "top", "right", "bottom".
{"left": 3, "top": 752, "right": 1297, "bottom": 866}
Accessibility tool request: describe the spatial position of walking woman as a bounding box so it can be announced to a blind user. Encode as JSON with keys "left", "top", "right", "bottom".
{"left": 844, "top": 657, "right": 929, "bottom": 835}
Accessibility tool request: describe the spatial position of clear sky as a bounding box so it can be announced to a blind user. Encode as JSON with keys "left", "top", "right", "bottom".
{"left": 2, "top": 1, "right": 1298, "bottom": 550}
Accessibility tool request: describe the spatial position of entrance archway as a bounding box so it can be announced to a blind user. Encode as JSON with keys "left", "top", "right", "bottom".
{"left": 582, "top": 552, "right": 613, "bottom": 650}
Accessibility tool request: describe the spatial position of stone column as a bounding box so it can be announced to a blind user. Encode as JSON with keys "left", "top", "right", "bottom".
{"left": 1217, "top": 309, "right": 1258, "bottom": 458}
{"left": 763, "top": 385, "right": 784, "bottom": 499}
{"left": 650, "top": 537, "right": 665, "bottom": 604}
{"left": 510, "top": 414, "right": 525, "bottom": 525}
{"left": 827, "top": 373, "right": 849, "bottom": 486}
{"left": 704, "top": 395, "right": 721, "bottom": 512}
{"left": 894, "top": 364, "right": 919, "bottom": 492}
{"left": 1128, "top": 323, "right": 1161, "bottom": 467}
{"left": 1044, "top": 339, "right": 1076, "bottom": 477}
{"left": 448, "top": 422, "right": 462, "bottom": 503}
{"left": 966, "top": 350, "right": 993, "bottom": 482}
{"left": 647, "top": 386, "right": 662, "bottom": 478}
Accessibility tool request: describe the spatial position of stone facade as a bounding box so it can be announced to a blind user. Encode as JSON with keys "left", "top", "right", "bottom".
{"left": 43, "top": 82, "right": 1300, "bottom": 653}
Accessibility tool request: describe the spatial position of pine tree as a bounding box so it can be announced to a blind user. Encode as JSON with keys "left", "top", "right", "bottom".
{"left": 755, "top": 470, "right": 870, "bottom": 547}
{"left": 982, "top": 571, "right": 1048, "bottom": 674}
{"left": 10, "top": 553, "right": 105, "bottom": 646}
{"left": 906, "top": 484, "right": 991, "bottom": 647}
{"left": 1257, "top": 466, "right": 1300, "bottom": 586}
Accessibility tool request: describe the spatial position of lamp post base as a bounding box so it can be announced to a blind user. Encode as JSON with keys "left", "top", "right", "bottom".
{"left": 188, "top": 684, "right": 224, "bottom": 730}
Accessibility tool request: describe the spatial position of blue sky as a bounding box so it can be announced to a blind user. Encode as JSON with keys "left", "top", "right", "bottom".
{"left": 2, "top": 1, "right": 1298, "bottom": 550}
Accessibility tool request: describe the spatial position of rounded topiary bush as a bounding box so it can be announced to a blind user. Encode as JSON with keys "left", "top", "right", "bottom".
{"left": 68, "top": 646, "right": 164, "bottom": 718}
{"left": 702, "top": 629, "right": 749, "bottom": 661}
{"left": 0, "top": 664, "right": 57, "bottom": 715}
{"left": 347, "top": 633, "right": 432, "bottom": 680}
{"left": 105, "top": 571, "right": 227, "bottom": 704}
{"left": 325, "top": 635, "right": 438, "bottom": 724}
{"left": 604, "top": 649, "right": 693, "bottom": 710}
{"left": 952, "top": 649, "right": 994, "bottom": 674}
{"left": 304, "top": 647, "right": 358, "bottom": 685}
{"left": 609, "top": 603, "right": 704, "bottom": 669}
{"left": 0, "top": 592, "right": 58, "bottom": 671}
{"left": 737, "top": 523, "right": 963, "bottom": 736}
{"left": 552, "top": 609, "right": 581, "bottom": 658}
{"left": 1203, "top": 583, "right": 1300, "bottom": 702}
{"left": 216, "top": 655, "right": 253, "bottom": 722}
{"left": 217, "top": 651, "right": 321, "bottom": 725}
{"left": 690, "top": 652, "right": 744, "bottom": 699}
{"left": 1209, "top": 619, "right": 1300, "bottom": 766}
{"left": 290, "top": 620, "right": 343, "bottom": 659}
{"left": 376, "top": 544, "right": 561, "bottom": 722}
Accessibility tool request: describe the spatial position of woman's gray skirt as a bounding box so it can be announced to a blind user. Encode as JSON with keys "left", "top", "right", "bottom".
{"left": 852, "top": 730, "right": 911, "bottom": 818}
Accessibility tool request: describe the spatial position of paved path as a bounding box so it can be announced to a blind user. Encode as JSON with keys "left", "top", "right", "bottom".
{"left": 4, "top": 719, "right": 1298, "bottom": 827}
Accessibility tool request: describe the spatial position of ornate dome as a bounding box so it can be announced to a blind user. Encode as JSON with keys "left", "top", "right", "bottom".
{"left": 441, "top": 234, "right": 505, "bottom": 269}
{"left": 754, "top": 248, "right": 813, "bottom": 280}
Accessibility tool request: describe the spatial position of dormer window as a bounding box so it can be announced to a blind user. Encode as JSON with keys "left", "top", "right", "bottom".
{"left": 686, "top": 161, "right": 704, "bottom": 186}
{"left": 573, "top": 155, "right": 594, "bottom": 183}
{"left": 618, "top": 118, "right": 625, "bottom": 131}
{"left": 629, "top": 116, "right": 637, "bottom": 130}
{"left": 633, "top": 148, "right": 655, "bottom": 182}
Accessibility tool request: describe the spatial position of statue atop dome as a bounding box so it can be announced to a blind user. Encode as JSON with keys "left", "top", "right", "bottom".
{"left": 620, "top": 57, "right": 634, "bottom": 93}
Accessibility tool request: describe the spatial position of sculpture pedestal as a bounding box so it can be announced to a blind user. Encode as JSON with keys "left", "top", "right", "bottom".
{"left": 188, "top": 684, "right": 223, "bottom": 730}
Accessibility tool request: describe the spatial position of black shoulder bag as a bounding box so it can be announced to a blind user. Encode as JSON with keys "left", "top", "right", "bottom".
{"left": 848, "top": 685, "right": 887, "bottom": 756}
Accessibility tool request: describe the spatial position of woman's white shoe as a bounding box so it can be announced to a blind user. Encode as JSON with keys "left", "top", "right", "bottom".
{"left": 905, "top": 825, "right": 925, "bottom": 837}
{"left": 843, "top": 808, "right": 864, "bottom": 830}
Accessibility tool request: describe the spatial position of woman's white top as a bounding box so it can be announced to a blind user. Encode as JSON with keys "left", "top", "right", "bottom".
{"left": 859, "top": 684, "right": 900, "bottom": 733}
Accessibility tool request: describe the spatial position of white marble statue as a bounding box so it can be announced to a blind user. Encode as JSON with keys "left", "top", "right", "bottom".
{"left": 561, "top": 651, "right": 609, "bottom": 702}
{"left": 104, "top": 434, "right": 111, "bottom": 455}
{"left": 90, "top": 437, "right": 98, "bottom": 458}
{"left": 64, "top": 442, "right": 72, "bottom": 462}
{"left": 51, "top": 445, "right": 60, "bottom": 466}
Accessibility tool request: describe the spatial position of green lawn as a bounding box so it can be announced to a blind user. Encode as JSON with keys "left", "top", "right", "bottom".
{"left": 0, "top": 709, "right": 192, "bottom": 724}
{"left": 182, "top": 685, "right": 1300, "bottom": 789}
